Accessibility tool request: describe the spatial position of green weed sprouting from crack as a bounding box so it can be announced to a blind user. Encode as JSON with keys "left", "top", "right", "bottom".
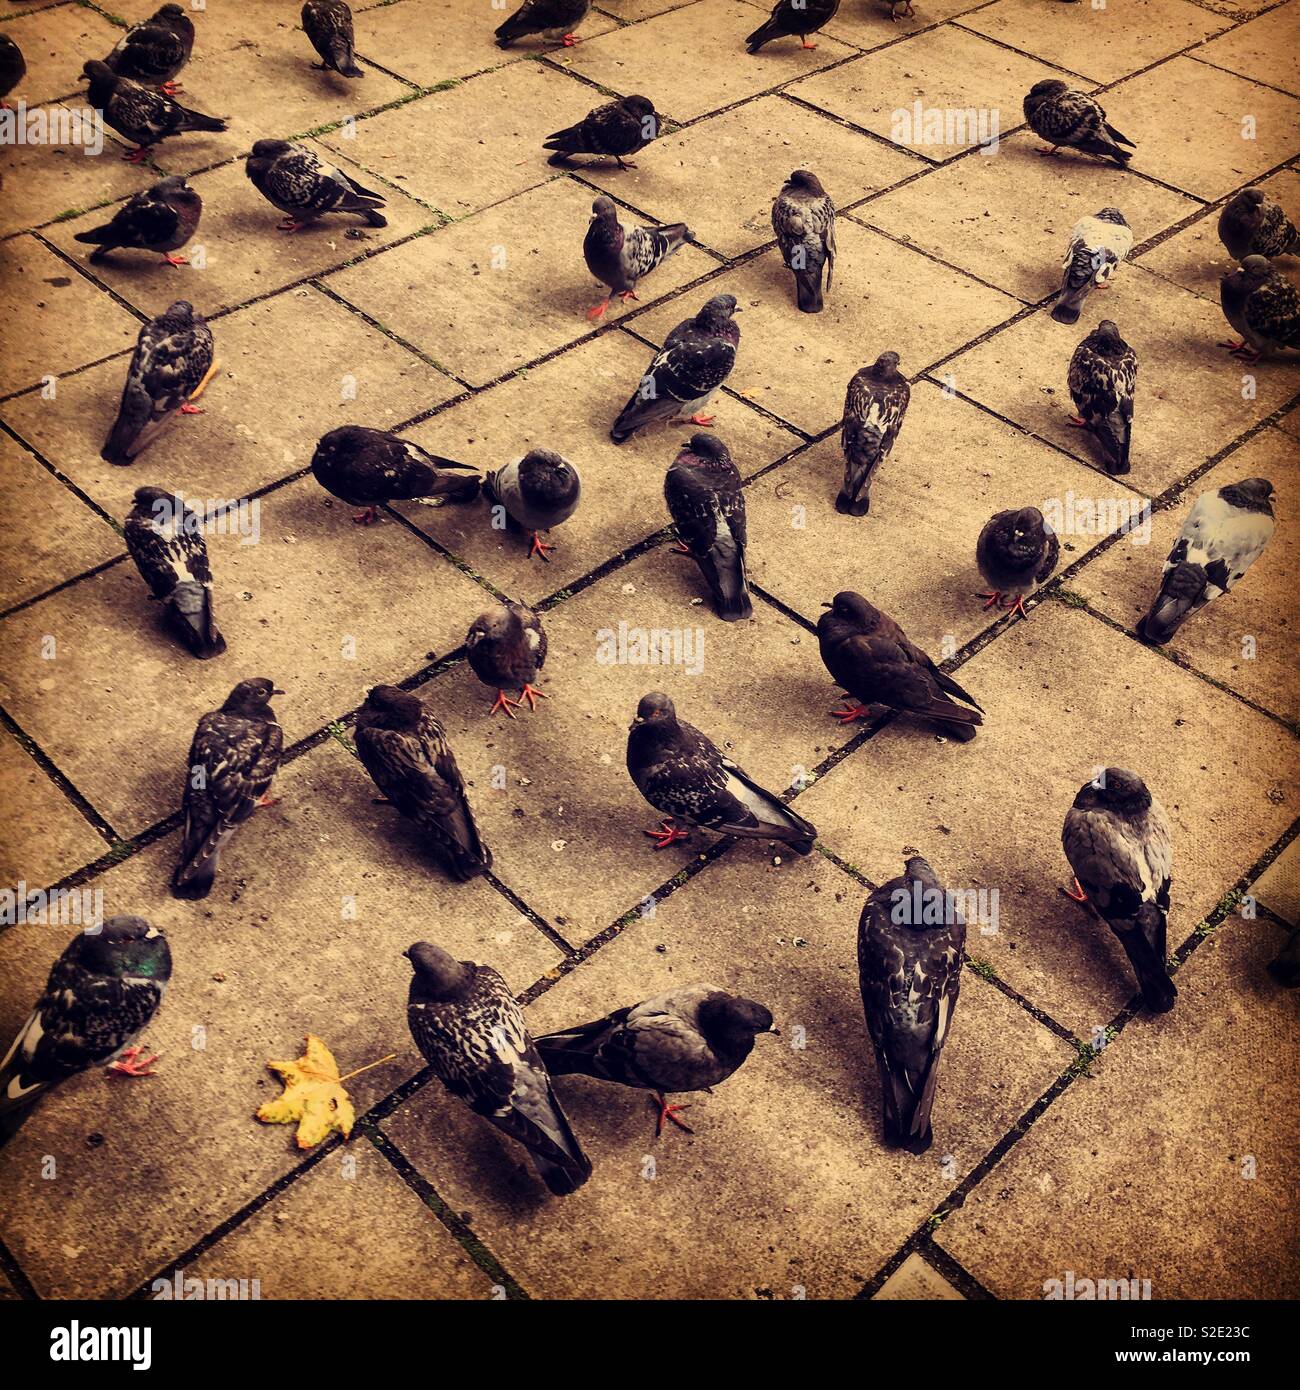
{"left": 1068, "top": 1026, "right": 1117, "bottom": 1078}
{"left": 52, "top": 208, "right": 88, "bottom": 223}
{"left": 101, "top": 841, "right": 136, "bottom": 866}
{"left": 1055, "top": 587, "right": 1088, "bottom": 610}
{"left": 424, "top": 79, "right": 462, "bottom": 94}
{"left": 925, "top": 1213, "right": 947, "bottom": 1232}
{"left": 326, "top": 721, "right": 357, "bottom": 757}
{"left": 967, "top": 957, "right": 997, "bottom": 982}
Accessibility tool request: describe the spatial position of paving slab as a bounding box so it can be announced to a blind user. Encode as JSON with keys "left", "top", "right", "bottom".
{"left": 0, "top": 430, "right": 122, "bottom": 612}
{"left": 1250, "top": 836, "right": 1299, "bottom": 925}
{"left": 0, "top": 739, "right": 556, "bottom": 1299}
{"left": 0, "top": 475, "right": 493, "bottom": 835}
{"left": 939, "top": 266, "right": 1299, "bottom": 499}
{"left": 632, "top": 217, "right": 1019, "bottom": 434}
{"left": 1070, "top": 428, "right": 1299, "bottom": 725}
{"left": 1136, "top": 167, "right": 1300, "bottom": 302}
{"left": 1101, "top": 56, "right": 1300, "bottom": 201}
{"left": 872, "top": 1251, "right": 966, "bottom": 1299}
{"left": 562, "top": 0, "right": 857, "bottom": 124}
{"left": 601, "top": 0, "right": 703, "bottom": 19}
{"left": 795, "top": 604, "right": 1300, "bottom": 1037}
{"left": 318, "top": 63, "right": 597, "bottom": 220}
{"left": 109, "top": 0, "right": 293, "bottom": 53}
{"left": 790, "top": 25, "right": 1083, "bottom": 164}
{"left": 859, "top": 130, "right": 1198, "bottom": 302}
{"left": 399, "top": 544, "right": 832, "bottom": 942}
{"left": 817, "top": 0, "right": 998, "bottom": 48}
{"left": 43, "top": 143, "right": 428, "bottom": 319}
{"left": 0, "top": 3, "right": 122, "bottom": 105}
{"left": 1, "top": 283, "right": 459, "bottom": 519}
{"left": 323, "top": 179, "right": 716, "bottom": 387}
{"left": 1278, "top": 401, "right": 1300, "bottom": 440}
{"left": 381, "top": 850, "right": 1071, "bottom": 1298}
{"left": 936, "top": 917, "right": 1300, "bottom": 1299}
{"left": 957, "top": 0, "right": 1229, "bottom": 85}
{"left": 180, "top": 1141, "right": 494, "bottom": 1299}
{"left": 743, "top": 381, "right": 1145, "bottom": 630}
{"left": 0, "top": 235, "right": 142, "bottom": 398}
{"left": 1190, "top": 1, "right": 1300, "bottom": 97}
{"left": 395, "top": 328, "right": 800, "bottom": 605}
{"left": 581, "top": 93, "right": 924, "bottom": 258}
{"left": 0, "top": 727, "right": 106, "bottom": 891}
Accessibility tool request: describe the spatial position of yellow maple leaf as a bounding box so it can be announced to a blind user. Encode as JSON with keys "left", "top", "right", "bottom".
{"left": 256, "top": 1034, "right": 356, "bottom": 1149}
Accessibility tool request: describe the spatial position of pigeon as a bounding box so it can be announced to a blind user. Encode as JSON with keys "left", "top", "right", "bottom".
{"left": 1051, "top": 208, "right": 1132, "bottom": 324}
{"left": 1218, "top": 188, "right": 1300, "bottom": 262}
{"left": 104, "top": 3, "right": 194, "bottom": 94}
{"left": 817, "top": 591, "right": 983, "bottom": 740}
{"left": 82, "top": 59, "right": 225, "bottom": 163}
{"left": 627, "top": 691, "right": 817, "bottom": 852}
{"left": 1023, "top": 80, "right": 1134, "bottom": 167}
{"left": 483, "top": 450, "right": 581, "bottom": 561}
{"left": 73, "top": 174, "right": 201, "bottom": 266}
{"left": 404, "top": 942, "right": 591, "bottom": 1195}
{"left": 302, "top": 1, "right": 364, "bottom": 79}
{"left": 1136, "top": 477, "right": 1275, "bottom": 646}
{"left": 466, "top": 602, "right": 547, "bottom": 719}
{"left": 0, "top": 917, "right": 171, "bottom": 1148}
{"left": 102, "top": 300, "right": 215, "bottom": 466}
{"left": 544, "top": 94, "right": 660, "bottom": 169}
{"left": 745, "top": 0, "right": 840, "bottom": 52}
{"left": 837, "top": 352, "right": 910, "bottom": 516}
{"left": 1219, "top": 255, "right": 1300, "bottom": 363}
{"left": 355, "top": 686, "right": 491, "bottom": 881}
{"left": 610, "top": 294, "right": 741, "bottom": 444}
{"left": 1267, "top": 926, "right": 1300, "bottom": 988}
{"left": 123, "top": 485, "right": 225, "bottom": 659}
{"left": 0, "top": 33, "right": 26, "bottom": 104}
{"left": 494, "top": 0, "right": 590, "bottom": 49}
{"left": 771, "top": 169, "right": 835, "bottom": 313}
{"left": 858, "top": 855, "right": 964, "bottom": 1154}
{"left": 536, "top": 985, "right": 777, "bottom": 1137}
{"left": 975, "top": 506, "right": 1060, "bottom": 619}
{"left": 1067, "top": 319, "right": 1137, "bottom": 475}
{"left": 310, "top": 425, "right": 480, "bottom": 524}
{"left": 245, "top": 139, "right": 386, "bottom": 232}
{"left": 171, "top": 678, "right": 284, "bottom": 900}
{"left": 663, "top": 432, "right": 751, "bottom": 621}
{"left": 1061, "top": 769, "right": 1176, "bottom": 1013}
{"left": 583, "top": 196, "right": 689, "bottom": 321}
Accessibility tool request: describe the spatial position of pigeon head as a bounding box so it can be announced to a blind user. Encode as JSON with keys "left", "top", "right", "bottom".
{"left": 787, "top": 169, "right": 825, "bottom": 196}
{"left": 156, "top": 2, "right": 189, "bottom": 21}
{"left": 1221, "top": 477, "right": 1276, "bottom": 514}
{"left": 1096, "top": 207, "right": 1127, "bottom": 226}
{"left": 404, "top": 942, "right": 472, "bottom": 999}
{"left": 697, "top": 991, "right": 778, "bottom": 1057}
{"left": 155, "top": 174, "right": 199, "bottom": 208}
{"left": 160, "top": 299, "right": 196, "bottom": 327}
{"left": 870, "top": 351, "right": 902, "bottom": 378}
{"left": 1075, "top": 767, "right": 1151, "bottom": 816}
{"left": 131, "top": 484, "right": 182, "bottom": 511}
{"left": 681, "top": 431, "right": 730, "bottom": 465}
{"left": 222, "top": 677, "right": 283, "bottom": 716}
{"left": 1024, "top": 78, "right": 1067, "bottom": 113}
{"left": 82, "top": 59, "right": 114, "bottom": 84}
{"left": 361, "top": 683, "right": 423, "bottom": 728}
{"left": 624, "top": 94, "right": 657, "bottom": 126}
{"left": 695, "top": 294, "right": 739, "bottom": 331}
{"left": 1239, "top": 254, "right": 1273, "bottom": 279}
{"left": 466, "top": 605, "right": 518, "bottom": 647}
{"left": 1092, "top": 319, "right": 1125, "bottom": 352}
{"left": 631, "top": 690, "right": 677, "bottom": 728}
{"left": 517, "top": 449, "right": 578, "bottom": 506}
{"left": 903, "top": 854, "right": 940, "bottom": 892}
{"left": 590, "top": 195, "right": 617, "bottom": 221}
{"left": 79, "top": 916, "right": 170, "bottom": 980}
{"left": 247, "top": 140, "right": 294, "bottom": 176}
{"left": 1009, "top": 506, "right": 1047, "bottom": 542}
{"left": 1239, "top": 188, "right": 1266, "bottom": 207}
{"left": 825, "top": 590, "right": 878, "bottom": 627}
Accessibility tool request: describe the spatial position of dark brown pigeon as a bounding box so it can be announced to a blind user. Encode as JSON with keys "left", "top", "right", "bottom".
{"left": 466, "top": 601, "right": 547, "bottom": 718}
{"left": 544, "top": 94, "right": 659, "bottom": 168}
{"left": 1219, "top": 254, "right": 1300, "bottom": 363}
{"left": 1218, "top": 188, "right": 1300, "bottom": 262}
{"left": 123, "top": 485, "right": 225, "bottom": 659}
{"left": 838, "top": 353, "right": 909, "bottom": 515}
{"left": 976, "top": 505, "right": 1060, "bottom": 619}
{"left": 495, "top": 0, "right": 590, "bottom": 48}
{"left": 302, "top": 0, "right": 363, "bottom": 78}
{"left": 1023, "top": 79, "right": 1133, "bottom": 166}
{"left": 1067, "top": 319, "right": 1136, "bottom": 475}
{"left": 310, "top": 425, "right": 479, "bottom": 524}
{"left": 73, "top": 174, "right": 201, "bottom": 265}
{"left": 664, "top": 432, "right": 751, "bottom": 621}
{"left": 104, "top": 3, "right": 194, "bottom": 94}
{"left": 746, "top": 0, "right": 839, "bottom": 52}
{"left": 82, "top": 59, "right": 225, "bottom": 163}
{"left": 771, "top": 169, "right": 835, "bottom": 312}
{"left": 245, "top": 139, "right": 386, "bottom": 231}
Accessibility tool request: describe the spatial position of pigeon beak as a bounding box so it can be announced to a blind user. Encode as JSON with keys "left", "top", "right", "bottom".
{"left": 819, "top": 601, "right": 832, "bottom": 609}
{"left": 271, "top": 687, "right": 286, "bottom": 696}
{"left": 767, "top": 1024, "right": 782, "bottom": 1036}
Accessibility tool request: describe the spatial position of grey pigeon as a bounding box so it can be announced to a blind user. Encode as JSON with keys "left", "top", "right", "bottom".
{"left": 1062, "top": 769, "right": 1175, "bottom": 1013}
{"left": 858, "top": 855, "right": 964, "bottom": 1154}
{"left": 1136, "top": 477, "right": 1275, "bottom": 646}
{"left": 495, "top": 0, "right": 590, "bottom": 48}
{"left": 405, "top": 942, "right": 591, "bottom": 1195}
{"left": 1218, "top": 188, "right": 1300, "bottom": 262}
{"left": 102, "top": 300, "right": 215, "bottom": 466}
{"left": 536, "top": 985, "right": 777, "bottom": 1137}
{"left": 817, "top": 591, "right": 983, "bottom": 740}
{"left": 772, "top": 169, "right": 835, "bottom": 312}
{"left": 355, "top": 686, "right": 491, "bottom": 881}
{"left": 544, "top": 94, "right": 660, "bottom": 169}
{"left": 1023, "top": 79, "right": 1133, "bottom": 167}
{"left": 1219, "top": 254, "right": 1300, "bottom": 362}
{"left": 583, "top": 196, "right": 689, "bottom": 321}
{"left": 73, "top": 174, "right": 201, "bottom": 265}
{"left": 311, "top": 425, "right": 479, "bottom": 524}
{"left": 483, "top": 450, "right": 581, "bottom": 561}
{"left": 1051, "top": 208, "right": 1132, "bottom": 324}
{"left": 104, "top": 3, "right": 194, "bottom": 93}
{"left": 245, "top": 139, "right": 386, "bottom": 231}
{"left": 124, "top": 485, "right": 225, "bottom": 659}
{"left": 0, "top": 33, "right": 25, "bottom": 103}
{"left": 746, "top": 0, "right": 839, "bottom": 51}
{"left": 82, "top": 59, "right": 225, "bottom": 163}
{"left": 627, "top": 691, "right": 817, "bottom": 853}
{"left": 838, "top": 352, "right": 909, "bottom": 515}
{"left": 172, "top": 678, "right": 284, "bottom": 900}
{"left": 1067, "top": 319, "right": 1136, "bottom": 475}
{"left": 0, "top": 918, "right": 171, "bottom": 1148}
{"left": 664, "top": 432, "right": 751, "bottom": 621}
{"left": 466, "top": 602, "right": 547, "bottom": 718}
{"left": 302, "top": 1, "right": 363, "bottom": 78}
{"left": 610, "top": 294, "right": 740, "bottom": 444}
{"left": 976, "top": 506, "right": 1059, "bottom": 619}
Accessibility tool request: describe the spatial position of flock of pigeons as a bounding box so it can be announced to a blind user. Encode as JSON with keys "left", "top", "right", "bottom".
{"left": 0, "top": 3, "right": 1295, "bottom": 1201}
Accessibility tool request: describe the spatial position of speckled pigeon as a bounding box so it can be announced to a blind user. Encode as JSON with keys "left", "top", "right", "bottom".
{"left": 405, "top": 942, "right": 591, "bottom": 1195}
{"left": 245, "top": 139, "right": 386, "bottom": 231}
{"left": 302, "top": 1, "right": 364, "bottom": 78}
{"left": 664, "top": 431, "right": 751, "bottom": 621}
{"left": 583, "top": 196, "right": 689, "bottom": 321}
{"left": 311, "top": 425, "right": 479, "bottom": 524}
{"left": 1067, "top": 319, "right": 1136, "bottom": 475}
{"left": 544, "top": 94, "right": 660, "bottom": 168}
{"left": 1136, "top": 478, "right": 1275, "bottom": 646}
{"left": 1023, "top": 80, "right": 1133, "bottom": 167}
{"left": 74, "top": 174, "right": 201, "bottom": 265}
{"left": 495, "top": 0, "right": 590, "bottom": 48}
{"left": 1218, "top": 188, "right": 1300, "bottom": 262}
{"left": 1219, "top": 255, "right": 1300, "bottom": 363}
{"left": 976, "top": 506, "right": 1059, "bottom": 619}
{"left": 746, "top": 0, "right": 839, "bottom": 51}
{"left": 483, "top": 449, "right": 581, "bottom": 561}
{"left": 0, "top": 918, "right": 171, "bottom": 1148}
{"left": 772, "top": 169, "right": 835, "bottom": 312}
{"left": 466, "top": 602, "right": 547, "bottom": 718}
{"left": 1051, "top": 208, "right": 1132, "bottom": 324}
{"left": 104, "top": 3, "right": 194, "bottom": 94}
{"left": 82, "top": 59, "right": 225, "bottom": 163}
{"left": 1062, "top": 769, "right": 1175, "bottom": 1013}
{"left": 838, "top": 352, "right": 909, "bottom": 516}
{"left": 124, "top": 485, "right": 225, "bottom": 659}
